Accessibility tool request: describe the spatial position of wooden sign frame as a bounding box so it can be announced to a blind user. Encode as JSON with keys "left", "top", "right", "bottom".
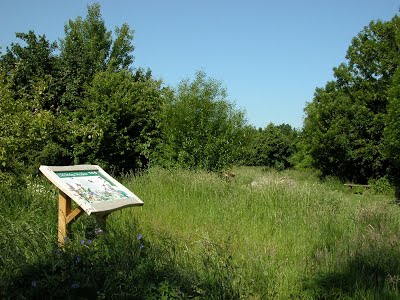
{"left": 40, "top": 165, "right": 143, "bottom": 245}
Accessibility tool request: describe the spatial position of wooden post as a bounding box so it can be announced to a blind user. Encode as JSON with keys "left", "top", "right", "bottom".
{"left": 58, "top": 190, "right": 71, "bottom": 245}
{"left": 58, "top": 190, "right": 85, "bottom": 246}
{"left": 95, "top": 212, "right": 110, "bottom": 233}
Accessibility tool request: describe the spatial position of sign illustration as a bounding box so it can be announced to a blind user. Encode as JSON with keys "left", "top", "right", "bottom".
{"left": 56, "top": 170, "right": 130, "bottom": 203}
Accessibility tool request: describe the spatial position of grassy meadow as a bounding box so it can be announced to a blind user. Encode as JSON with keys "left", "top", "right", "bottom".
{"left": 1, "top": 167, "right": 400, "bottom": 299}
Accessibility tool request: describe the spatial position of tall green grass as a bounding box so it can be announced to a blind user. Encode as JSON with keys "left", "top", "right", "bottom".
{"left": 1, "top": 167, "right": 400, "bottom": 299}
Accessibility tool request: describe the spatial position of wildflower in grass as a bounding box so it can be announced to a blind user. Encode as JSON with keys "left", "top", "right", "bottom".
{"left": 31, "top": 280, "right": 37, "bottom": 288}
{"left": 87, "top": 239, "right": 92, "bottom": 245}
{"left": 71, "top": 282, "right": 80, "bottom": 289}
{"left": 76, "top": 255, "right": 81, "bottom": 263}
{"left": 95, "top": 228, "right": 103, "bottom": 235}
{"left": 80, "top": 240, "right": 85, "bottom": 245}
{"left": 137, "top": 233, "right": 143, "bottom": 240}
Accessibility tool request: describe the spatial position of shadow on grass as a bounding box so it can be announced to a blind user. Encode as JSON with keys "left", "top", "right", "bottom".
{"left": 0, "top": 224, "right": 239, "bottom": 300}
{"left": 303, "top": 243, "right": 400, "bottom": 299}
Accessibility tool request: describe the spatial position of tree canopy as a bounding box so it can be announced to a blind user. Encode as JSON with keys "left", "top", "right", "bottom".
{"left": 302, "top": 15, "right": 400, "bottom": 183}
{"left": 161, "top": 71, "right": 247, "bottom": 171}
{"left": 0, "top": 4, "right": 159, "bottom": 183}
{"left": 0, "top": 4, "right": 252, "bottom": 182}
{"left": 59, "top": 3, "right": 134, "bottom": 111}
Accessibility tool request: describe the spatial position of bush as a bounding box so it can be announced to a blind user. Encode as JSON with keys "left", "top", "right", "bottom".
{"left": 369, "top": 176, "right": 395, "bottom": 196}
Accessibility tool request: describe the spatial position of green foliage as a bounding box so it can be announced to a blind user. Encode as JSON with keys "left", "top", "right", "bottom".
{"left": 108, "top": 23, "right": 135, "bottom": 72}
{"left": 384, "top": 69, "right": 400, "bottom": 167}
{"left": 161, "top": 71, "right": 247, "bottom": 171}
{"left": 245, "top": 123, "right": 298, "bottom": 170}
{"left": 59, "top": 3, "right": 134, "bottom": 111}
{"left": 302, "top": 15, "right": 400, "bottom": 182}
{"left": 383, "top": 67, "right": 400, "bottom": 196}
{"left": 0, "top": 47, "right": 70, "bottom": 180}
{"left": 368, "top": 176, "right": 395, "bottom": 196}
{"left": 1, "top": 31, "right": 60, "bottom": 106}
{"left": 289, "top": 132, "right": 314, "bottom": 170}
{"left": 0, "top": 2, "right": 303, "bottom": 181}
{"left": 71, "top": 69, "right": 164, "bottom": 172}
{"left": 0, "top": 3, "right": 162, "bottom": 179}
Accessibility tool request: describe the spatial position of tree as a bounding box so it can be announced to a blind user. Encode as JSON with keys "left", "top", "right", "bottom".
{"left": 0, "top": 31, "right": 71, "bottom": 183}
{"left": 70, "top": 69, "right": 164, "bottom": 173}
{"left": 59, "top": 3, "right": 134, "bottom": 111}
{"left": 244, "top": 123, "right": 298, "bottom": 170}
{"left": 161, "top": 71, "right": 247, "bottom": 171}
{"left": 384, "top": 67, "right": 400, "bottom": 197}
{"left": 0, "top": 3, "right": 141, "bottom": 181}
{"left": 302, "top": 15, "right": 400, "bottom": 182}
{"left": 1, "top": 31, "right": 61, "bottom": 110}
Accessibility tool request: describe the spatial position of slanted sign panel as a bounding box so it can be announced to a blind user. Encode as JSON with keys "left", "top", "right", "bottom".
{"left": 39, "top": 165, "right": 143, "bottom": 215}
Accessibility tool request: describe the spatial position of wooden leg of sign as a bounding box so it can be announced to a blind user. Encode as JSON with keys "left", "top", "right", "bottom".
{"left": 58, "top": 191, "right": 85, "bottom": 246}
{"left": 58, "top": 191, "right": 71, "bottom": 246}
{"left": 95, "top": 213, "right": 110, "bottom": 233}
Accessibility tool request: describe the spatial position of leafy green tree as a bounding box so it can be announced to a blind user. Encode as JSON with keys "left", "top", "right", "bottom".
{"left": 71, "top": 69, "right": 164, "bottom": 173}
{"left": 0, "top": 3, "right": 139, "bottom": 180}
{"left": 59, "top": 3, "right": 134, "bottom": 111}
{"left": 245, "top": 123, "right": 298, "bottom": 170}
{"left": 289, "top": 130, "right": 313, "bottom": 170}
{"left": 0, "top": 31, "right": 71, "bottom": 182}
{"left": 302, "top": 15, "right": 400, "bottom": 182}
{"left": 384, "top": 68, "right": 400, "bottom": 197}
{"left": 161, "top": 71, "right": 246, "bottom": 171}
{"left": 235, "top": 125, "right": 259, "bottom": 165}
{"left": 1, "top": 31, "right": 61, "bottom": 110}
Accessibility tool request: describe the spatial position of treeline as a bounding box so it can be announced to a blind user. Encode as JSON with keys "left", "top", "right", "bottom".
{"left": 1, "top": 3, "right": 400, "bottom": 192}
{"left": 0, "top": 4, "right": 298, "bottom": 185}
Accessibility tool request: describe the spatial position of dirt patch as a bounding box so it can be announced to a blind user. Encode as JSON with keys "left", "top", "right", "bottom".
{"left": 250, "top": 175, "right": 297, "bottom": 189}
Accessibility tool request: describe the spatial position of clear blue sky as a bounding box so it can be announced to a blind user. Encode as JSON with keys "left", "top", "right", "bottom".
{"left": 1, "top": 1, "right": 398, "bottom": 128}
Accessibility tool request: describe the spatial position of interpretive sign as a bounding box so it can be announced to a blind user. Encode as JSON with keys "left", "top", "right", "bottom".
{"left": 39, "top": 165, "right": 144, "bottom": 245}
{"left": 40, "top": 165, "right": 143, "bottom": 215}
